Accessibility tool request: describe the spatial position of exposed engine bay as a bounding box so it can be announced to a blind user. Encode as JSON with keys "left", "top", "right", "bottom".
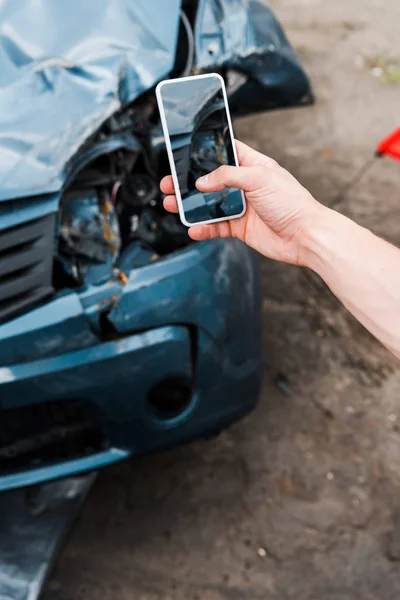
{"left": 55, "top": 91, "right": 191, "bottom": 289}
{"left": 56, "top": 83, "right": 251, "bottom": 291}
{"left": 52, "top": 1, "right": 312, "bottom": 292}
{"left": 55, "top": 82, "right": 279, "bottom": 291}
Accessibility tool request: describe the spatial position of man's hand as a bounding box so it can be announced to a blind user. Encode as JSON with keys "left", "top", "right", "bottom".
{"left": 160, "top": 140, "right": 324, "bottom": 266}
{"left": 160, "top": 139, "right": 400, "bottom": 359}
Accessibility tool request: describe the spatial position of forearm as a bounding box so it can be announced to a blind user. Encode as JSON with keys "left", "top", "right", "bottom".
{"left": 302, "top": 207, "right": 400, "bottom": 359}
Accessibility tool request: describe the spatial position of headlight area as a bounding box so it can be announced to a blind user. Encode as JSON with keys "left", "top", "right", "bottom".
{"left": 54, "top": 145, "right": 190, "bottom": 291}
{"left": 54, "top": 100, "right": 237, "bottom": 293}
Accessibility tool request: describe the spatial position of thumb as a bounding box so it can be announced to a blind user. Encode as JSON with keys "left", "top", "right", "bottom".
{"left": 196, "top": 165, "right": 266, "bottom": 194}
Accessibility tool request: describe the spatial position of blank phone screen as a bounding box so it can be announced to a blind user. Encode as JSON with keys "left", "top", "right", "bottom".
{"left": 159, "top": 75, "right": 244, "bottom": 225}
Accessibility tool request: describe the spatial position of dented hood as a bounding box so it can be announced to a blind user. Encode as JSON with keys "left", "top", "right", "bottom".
{"left": 0, "top": 0, "right": 312, "bottom": 203}
{"left": 0, "top": 0, "right": 181, "bottom": 201}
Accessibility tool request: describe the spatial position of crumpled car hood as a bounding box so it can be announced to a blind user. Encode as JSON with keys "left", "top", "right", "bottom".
{"left": 0, "top": 0, "right": 180, "bottom": 202}
{"left": 0, "top": 0, "right": 311, "bottom": 204}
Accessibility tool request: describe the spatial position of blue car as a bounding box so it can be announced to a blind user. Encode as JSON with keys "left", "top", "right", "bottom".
{"left": 0, "top": 0, "right": 311, "bottom": 491}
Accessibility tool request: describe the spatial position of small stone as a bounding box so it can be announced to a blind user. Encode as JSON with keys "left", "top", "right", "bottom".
{"left": 326, "top": 472, "right": 334, "bottom": 481}
{"left": 345, "top": 405, "right": 355, "bottom": 414}
{"left": 371, "top": 66, "right": 383, "bottom": 77}
{"left": 388, "top": 414, "right": 397, "bottom": 423}
{"left": 321, "top": 146, "right": 333, "bottom": 157}
{"left": 257, "top": 547, "right": 267, "bottom": 558}
{"left": 355, "top": 55, "right": 364, "bottom": 68}
{"left": 274, "top": 372, "right": 290, "bottom": 396}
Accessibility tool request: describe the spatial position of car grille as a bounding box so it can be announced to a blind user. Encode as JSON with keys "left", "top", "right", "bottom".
{"left": 0, "top": 213, "right": 55, "bottom": 323}
{"left": 0, "top": 400, "right": 109, "bottom": 475}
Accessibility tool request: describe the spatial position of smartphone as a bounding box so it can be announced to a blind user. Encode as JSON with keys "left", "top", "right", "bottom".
{"left": 156, "top": 73, "right": 246, "bottom": 228}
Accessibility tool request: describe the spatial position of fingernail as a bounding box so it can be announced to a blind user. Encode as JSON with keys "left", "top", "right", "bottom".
{"left": 197, "top": 174, "right": 209, "bottom": 186}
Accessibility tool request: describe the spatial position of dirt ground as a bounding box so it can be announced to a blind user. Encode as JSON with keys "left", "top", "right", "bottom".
{"left": 44, "top": 1, "right": 400, "bottom": 598}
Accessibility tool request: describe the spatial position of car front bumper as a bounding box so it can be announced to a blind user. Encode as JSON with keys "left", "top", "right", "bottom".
{"left": 0, "top": 239, "right": 262, "bottom": 491}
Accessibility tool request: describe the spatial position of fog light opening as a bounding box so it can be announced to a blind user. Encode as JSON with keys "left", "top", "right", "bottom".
{"left": 147, "top": 377, "right": 193, "bottom": 421}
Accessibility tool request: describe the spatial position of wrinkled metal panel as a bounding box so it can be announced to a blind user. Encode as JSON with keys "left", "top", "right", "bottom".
{"left": 195, "top": 0, "right": 311, "bottom": 108}
{"left": 0, "top": 0, "right": 311, "bottom": 203}
{"left": 0, "top": 0, "right": 181, "bottom": 201}
{"left": 195, "top": 0, "right": 293, "bottom": 68}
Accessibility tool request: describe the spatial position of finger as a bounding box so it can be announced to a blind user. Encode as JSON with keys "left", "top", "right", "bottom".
{"left": 196, "top": 164, "right": 264, "bottom": 193}
{"left": 188, "top": 224, "right": 220, "bottom": 241}
{"left": 163, "top": 195, "right": 179, "bottom": 213}
{"left": 235, "top": 139, "right": 280, "bottom": 170}
{"left": 160, "top": 175, "right": 175, "bottom": 195}
{"left": 188, "top": 220, "right": 232, "bottom": 241}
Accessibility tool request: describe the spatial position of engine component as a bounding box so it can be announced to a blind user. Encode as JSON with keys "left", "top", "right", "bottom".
{"left": 116, "top": 171, "right": 189, "bottom": 255}
{"left": 59, "top": 188, "right": 121, "bottom": 286}
{"left": 117, "top": 174, "right": 157, "bottom": 244}
{"left": 118, "top": 173, "right": 158, "bottom": 209}
{"left": 118, "top": 241, "right": 159, "bottom": 272}
{"left": 191, "top": 129, "right": 228, "bottom": 177}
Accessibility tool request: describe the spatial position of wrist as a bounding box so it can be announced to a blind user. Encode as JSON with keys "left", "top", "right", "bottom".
{"left": 298, "top": 205, "right": 358, "bottom": 273}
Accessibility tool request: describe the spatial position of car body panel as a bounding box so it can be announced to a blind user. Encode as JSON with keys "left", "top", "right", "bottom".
{"left": 0, "top": 240, "right": 262, "bottom": 491}
{"left": 0, "top": 0, "right": 181, "bottom": 201}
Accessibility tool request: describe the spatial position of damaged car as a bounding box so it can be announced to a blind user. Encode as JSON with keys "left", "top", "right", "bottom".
{"left": 0, "top": 0, "right": 312, "bottom": 491}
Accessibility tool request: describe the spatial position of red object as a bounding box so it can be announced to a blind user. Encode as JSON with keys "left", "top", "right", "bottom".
{"left": 377, "top": 128, "right": 400, "bottom": 161}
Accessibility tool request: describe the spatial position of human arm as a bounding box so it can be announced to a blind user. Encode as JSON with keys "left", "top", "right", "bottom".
{"left": 303, "top": 209, "right": 400, "bottom": 358}
{"left": 160, "top": 140, "right": 400, "bottom": 359}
